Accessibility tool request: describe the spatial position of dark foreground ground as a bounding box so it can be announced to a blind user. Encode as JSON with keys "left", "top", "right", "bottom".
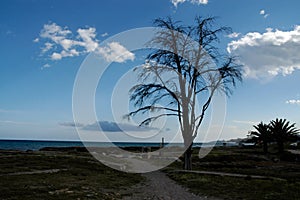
{"left": 0, "top": 146, "right": 299, "bottom": 199}
{"left": 165, "top": 146, "right": 300, "bottom": 200}
{"left": 0, "top": 148, "right": 144, "bottom": 199}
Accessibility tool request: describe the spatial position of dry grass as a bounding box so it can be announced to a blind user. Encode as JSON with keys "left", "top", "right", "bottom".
{"left": 0, "top": 150, "right": 143, "bottom": 200}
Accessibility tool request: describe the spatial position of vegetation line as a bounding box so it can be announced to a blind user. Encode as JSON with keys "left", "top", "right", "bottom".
{"left": 0, "top": 169, "right": 67, "bottom": 176}
{"left": 173, "top": 170, "right": 286, "bottom": 181}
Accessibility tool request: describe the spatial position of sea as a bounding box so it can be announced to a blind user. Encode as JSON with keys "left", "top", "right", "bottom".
{"left": 0, "top": 139, "right": 237, "bottom": 151}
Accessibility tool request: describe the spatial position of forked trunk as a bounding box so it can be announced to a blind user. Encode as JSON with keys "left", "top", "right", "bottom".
{"left": 183, "top": 144, "right": 193, "bottom": 170}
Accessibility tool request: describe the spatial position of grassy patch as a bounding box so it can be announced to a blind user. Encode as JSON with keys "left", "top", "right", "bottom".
{"left": 167, "top": 172, "right": 300, "bottom": 200}
{"left": 0, "top": 150, "right": 144, "bottom": 200}
{"left": 165, "top": 147, "right": 300, "bottom": 199}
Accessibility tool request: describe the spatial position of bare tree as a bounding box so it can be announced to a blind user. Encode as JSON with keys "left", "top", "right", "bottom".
{"left": 126, "top": 16, "right": 242, "bottom": 170}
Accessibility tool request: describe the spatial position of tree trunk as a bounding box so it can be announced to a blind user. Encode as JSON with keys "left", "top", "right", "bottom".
{"left": 263, "top": 141, "right": 268, "bottom": 154}
{"left": 277, "top": 140, "right": 284, "bottom": 153}
{"left": 183, "top": 144, "right": 193, "bottom": 170}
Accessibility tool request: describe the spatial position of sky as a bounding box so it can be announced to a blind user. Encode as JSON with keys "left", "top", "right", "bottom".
{"left": 0, "top": 0, "right": 300, "bottom": 142}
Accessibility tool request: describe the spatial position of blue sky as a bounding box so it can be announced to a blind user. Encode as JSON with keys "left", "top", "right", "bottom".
{"left": 0, "top": 0, "right": 300, "bottom": 142}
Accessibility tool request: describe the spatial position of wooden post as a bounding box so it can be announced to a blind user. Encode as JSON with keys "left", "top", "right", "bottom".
{"left": 161, "top": 137, "right": 165, "bottom": 148}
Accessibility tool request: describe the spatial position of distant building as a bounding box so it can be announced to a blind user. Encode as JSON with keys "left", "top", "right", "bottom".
{"left": 239, "top": 142, "right": 256, "bottom": 147}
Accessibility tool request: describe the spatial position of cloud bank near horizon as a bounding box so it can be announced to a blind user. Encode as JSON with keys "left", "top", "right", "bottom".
{"left": 59, "top": 121, "right": 157, "bottom": 132}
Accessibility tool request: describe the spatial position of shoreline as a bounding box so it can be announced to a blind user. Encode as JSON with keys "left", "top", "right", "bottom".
{"left": 0, "top": 139, "right": 239, "bottom": 151}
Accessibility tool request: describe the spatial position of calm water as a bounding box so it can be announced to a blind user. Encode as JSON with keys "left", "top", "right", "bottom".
{"left": 0, "top": 140, "right": 161, "bottom": 151}
{"left": 0, "top": 140, "right": 237, "bottom": 151}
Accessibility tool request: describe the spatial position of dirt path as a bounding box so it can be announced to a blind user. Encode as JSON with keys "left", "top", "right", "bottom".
{"left": 173, "top": 170, "right": 285, "bottom": 181}
{"left": 122, "top": 171, "right": 220, "bottom": 200}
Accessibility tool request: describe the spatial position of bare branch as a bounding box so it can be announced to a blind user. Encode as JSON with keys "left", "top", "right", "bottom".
{"left": 126, "top": 106, "right": 181, "bottom": 117}
{"left": 139, "top": 113, "right": 180, "bottom": 126}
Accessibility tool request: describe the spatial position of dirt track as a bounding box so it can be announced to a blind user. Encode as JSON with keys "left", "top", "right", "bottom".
{"left": 122, "top": 171, "right": 220, "bottom": 200}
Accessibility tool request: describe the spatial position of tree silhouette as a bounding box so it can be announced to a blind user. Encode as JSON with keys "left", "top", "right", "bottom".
{"left": 127, "top": 16, "right": 242, "bottom": 170}
{"left": 251, "top": 122, "right": 272, "bottom": 154}
{"left": 269, "top": 118, "right": 299, "bottom": 153}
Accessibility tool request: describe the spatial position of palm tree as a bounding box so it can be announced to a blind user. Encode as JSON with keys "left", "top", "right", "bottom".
{"left": 251, "top": 122, "right": 272, "bottom": 154}
{"left": 269, "top": 118, "right": 299, "bottom": 153}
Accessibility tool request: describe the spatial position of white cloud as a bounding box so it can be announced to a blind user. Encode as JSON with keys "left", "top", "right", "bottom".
{"left": 41, "top": 42, "right": 53, "bottom": 53}
{"left": 227, "top": 32, "right": 240, "bottom": 38}
{"left": 51, "top": 52, "right": 62, "bottom": 60}
{"left": 39, "top": 22, "right": 77, "bottom": 60}
{"left": 171, "top": 0, "right": 208, "bottom": 7}
{"left": 40, "top": 22, "right": 71, "bottom": 43}
{"left": 50, "top": 49, "right": 79, "bottom": 60}
{"left": 69, "top": 49, "right": 80, "bottom": 56}
{"left": 41, "top": 63, "right": 51, "bottom": 69}
{"left": 0, "top": 120, "right": 35, "bottom": 125}
{"left": 260, "top": 9, "right": 269, "bottom": 18}
{"left": 286, "top": 99, "right": 300, "bottom": 105}
{"left": 227, "top": 26, "right": 300, "bottom": 79}
{"left": 37, "top": 22, "right": 134, "bottom": 64}
{"left": 171, "top": 0, "right": 186, "bottom": 7}
{"left": 233, "top": 120, "right": 259, "bottom": 125}
{"left": 33, "top": 38, "right": 39, "bottom": 43}
{"left": 60, "top": 39, "right": 74, "bottom": 50}
{"left": 101, "top": 32, "right": 108, "bottom": 37}
{"left": 98, "top": 42, "right": 135, "bottom": 63}
{"left": 193, "top": 0, "right": 208, "bottom": 4}
{"left": 77, "top": 27, "right": 99, "bottom": 52}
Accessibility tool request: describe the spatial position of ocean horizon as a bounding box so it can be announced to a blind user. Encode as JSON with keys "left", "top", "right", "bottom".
{"left": 0, "top": 139, "right": 238, "bottom": 151}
